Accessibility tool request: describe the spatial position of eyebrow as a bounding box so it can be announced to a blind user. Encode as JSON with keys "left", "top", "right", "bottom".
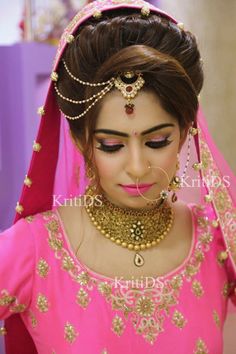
{"left": 93, "top": 123, "right": 175, "bottom": 137}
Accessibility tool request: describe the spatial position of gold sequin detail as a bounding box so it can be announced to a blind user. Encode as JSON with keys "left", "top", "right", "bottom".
{"left": 112, "top": 315, "right": 125, "bottom": 336}
{"left": 101, "top": 349, "right": 108, "bottom": 354}
{"left": 76, "top": 288, "right": 90, "bottom": 309}
{"left": 62, "top": 255, "right": 75, "bottom": 271}
{"left": 192, "top": 280, "right": 204, "bottom": 298}
{"left": 170, "top": 275, "right": 183, "bottom": 290}
{"left": 51, "top": 71, "right": 58, "bottom": 82}
{"left": 10, "top": 304, "right": 26, "bottom": 313}
{"left": 33, "top": 141, "right": 42, "bottom": 152}
{"left": 36, "top": 294, "right": 49, "bottom": 312}
{"left": 76, "top": 271, "right": 90, "bottom": 286}
{"left": 136, "top": 296, "right": 155, "bottom": 317}
{"left": 185, "top": 264, "right": 199, "bottom": 278}
{"left": 37, "top": 106, "right": 45, "bottom": 116}
{"left": 15, "top": 202, "right": 24, "bottom": 214}
{"left": 98, "top": 282, "right": 112, "bottom": 297}
{"left": 37, "top": 259, "right": 50, "bottom": 278}
{"left": 93, "top": 10, "right": 102, "bottom": 19}
{"left": 46, "top": 220, "right": 60, "bottom": 233}
{"left": 0, "top": 291, "right": 16, "bottom": 306}
{"left": 217, "top": 250, "right": 228, "bottom": 265}
{"left": 199, "top": 232, "right": 213, "bottom": 245}
{"left": 194, "top": 338, "right": 209, "bottom": 354}
{"left": 141, "top": 5, "right": 150, "bottom": 16}
{"left": 29, "top": 311, "right": 38, "bottom": 328}
{"left": 48, "top": 237, "right": 63, "bottom": 251}
{"left": 64, "top": 322, "right": 78, "bottom": 344}
{"left": 25, "top": 215, "right": 34, "bottom": 223}
{"left": 214, "top": 190, "right": 231, "bottom": 213}
{"left": 24, "top": 176, "right": 32, "bottom": 187}
{"left": 0, "top": 327, "right": 7, "bottom": 336}
{"left": 66, "top": 34, "right": 75, "bottom": 43}
{"left": 177, "top": 22, "right": 185, "bottom": 30}
{"left": 0, "top": 290, "right": 26, "bottom": 313}
{"left": 194, "top": 249, "right": 205, "bottom": 262}
{"left": 172, "top": 310, "right": 187, "bottom": 329}
{"left": 197, "top": 216, "right": 209, "bottom": 228}
{"left": 213, "top": 310, "right": 221, "bottom": 328}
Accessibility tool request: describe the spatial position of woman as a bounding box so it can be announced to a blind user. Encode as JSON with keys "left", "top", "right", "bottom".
{"left": 1, "top": 1, "right": 236, "bottom": 353}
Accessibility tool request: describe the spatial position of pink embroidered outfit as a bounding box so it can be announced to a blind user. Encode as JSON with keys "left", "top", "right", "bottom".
{"left": 0, "top": 202, "right": 235, "bottom": 354}
{"left": 1, "top": 1, "right": 236, "bottom": 353}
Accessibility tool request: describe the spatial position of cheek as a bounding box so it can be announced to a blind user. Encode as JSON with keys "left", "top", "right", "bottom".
{"left": 150, "top": 143, "right": 179, "bottom": 180}
{"left": 94, "top": 152, "right": 120, "bottom": 180}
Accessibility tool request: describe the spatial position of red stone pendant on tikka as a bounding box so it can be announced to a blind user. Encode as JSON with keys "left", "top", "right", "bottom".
{"left": 125, "top": 103, "right": 134, "bottom": 114}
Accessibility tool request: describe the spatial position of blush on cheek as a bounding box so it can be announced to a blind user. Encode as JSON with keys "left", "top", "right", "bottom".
{"left": 94, "top": 156, "right": 113, "bottom": 179}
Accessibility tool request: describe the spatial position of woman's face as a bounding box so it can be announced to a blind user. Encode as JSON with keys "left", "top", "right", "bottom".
{"left": 92, "top": 90, "right": 187, "bottom": 209}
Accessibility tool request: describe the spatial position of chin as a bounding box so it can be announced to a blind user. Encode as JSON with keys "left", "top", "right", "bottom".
{"left": 119, "top": 197, "right": 151, "bottom": 209}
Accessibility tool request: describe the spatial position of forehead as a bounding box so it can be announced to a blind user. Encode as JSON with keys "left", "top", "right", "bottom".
{"left": 95, "top": 90, "right": 176, "bottom": 131}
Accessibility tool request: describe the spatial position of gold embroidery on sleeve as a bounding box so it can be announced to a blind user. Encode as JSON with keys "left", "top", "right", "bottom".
{"left": 194, "top": 338, "right": 209, "bottom": 354}
{"left": 0, "top": 290, "right": 26, "bottom": 313}
{"left": 222, "top": 281, "right": 235, "bottom": 298}
{"left": 112, "top": 315, "right": 125, "bottom": 336}
{"left": 172, "top": 310, "right": 187, "bottom": 329}
{"left": 64, "top": 322, "right": 78, "bottom": 344}
{"left": 36, "top": 294, "right": 49, "bottom": 312}
{"left": 37, "top": 259, "right": 50, "bottom": 278}
{"left": 29, "top": 311, "right": 38, "bottom": 328}
{"left": 213, "top": 310, "right": 221, "bottom": 329}
{"left": 76, "top": 288, "right": 90, "bottom": 309}
{"left": 191, "top": 280, "right": 204, "bottom": 298}
{"left": 0, "top": 291, "right": 16, "bottom": 306}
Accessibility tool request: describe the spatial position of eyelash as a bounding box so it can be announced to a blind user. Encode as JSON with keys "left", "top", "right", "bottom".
{"left": 96, "top": 137, "right": 172, "bottom": 153}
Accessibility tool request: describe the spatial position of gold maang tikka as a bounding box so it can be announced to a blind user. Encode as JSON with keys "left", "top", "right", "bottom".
{"left": 52, "top": 61, "right": 145, "bottom": 119}
{"left": 114, "top": 72, "right": 145, "bottom": 114}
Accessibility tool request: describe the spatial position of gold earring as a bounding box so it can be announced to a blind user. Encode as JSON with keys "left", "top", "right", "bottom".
{"left": 168, "top": 156, "right": 181, "bottom": 203}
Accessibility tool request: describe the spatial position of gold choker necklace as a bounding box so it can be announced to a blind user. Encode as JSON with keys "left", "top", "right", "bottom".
{"left": 85, "top": 186, "right": 174, "bottom": 267}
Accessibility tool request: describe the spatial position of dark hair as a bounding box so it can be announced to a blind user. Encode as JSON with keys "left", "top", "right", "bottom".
{"left": 56, "top": 9, "right": 203, "bottom": 181}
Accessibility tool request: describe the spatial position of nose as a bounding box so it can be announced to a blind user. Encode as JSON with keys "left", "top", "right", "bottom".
{"left": 125, "top": 145, "right": 150, "bottom": 180}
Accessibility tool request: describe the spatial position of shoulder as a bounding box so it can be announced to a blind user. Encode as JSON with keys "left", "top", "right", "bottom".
{"left": 0, "top": 209, "right": 62, "bottom": 242}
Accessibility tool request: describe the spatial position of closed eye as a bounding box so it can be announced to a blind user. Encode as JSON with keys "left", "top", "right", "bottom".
{"left": 96, "top": 137, "right": 172, "bottom": 154}
{"left": 145, "top": 138, "right": 172, "bottom": 149}
{"left": 96, "top": 141, "right": 124, "bottom": 153}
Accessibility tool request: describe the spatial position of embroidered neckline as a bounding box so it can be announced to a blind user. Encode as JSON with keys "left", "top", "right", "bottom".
{"left": 42, "top": 204, "right": 214, "bottom": 345}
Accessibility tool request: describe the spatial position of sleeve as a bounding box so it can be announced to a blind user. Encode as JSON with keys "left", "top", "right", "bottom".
{"left": 226, "top": 256, "right": 236, "bottom": 306}
{"left": 0, "top": 218, "right": 35, "bottom": 320}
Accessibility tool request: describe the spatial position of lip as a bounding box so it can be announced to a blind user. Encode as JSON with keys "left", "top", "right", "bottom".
{"left": 119, "top": 183, "right": 155, "bottom": 196}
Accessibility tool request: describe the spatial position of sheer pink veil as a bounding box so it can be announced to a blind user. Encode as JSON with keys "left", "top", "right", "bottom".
{"left": 5, "top": 0, "right": 236, "bottom": 353}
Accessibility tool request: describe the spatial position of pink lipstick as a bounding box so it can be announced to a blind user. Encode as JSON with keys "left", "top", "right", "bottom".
{"left": 119, "top": 183, "right": 154, "bottom": 196}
